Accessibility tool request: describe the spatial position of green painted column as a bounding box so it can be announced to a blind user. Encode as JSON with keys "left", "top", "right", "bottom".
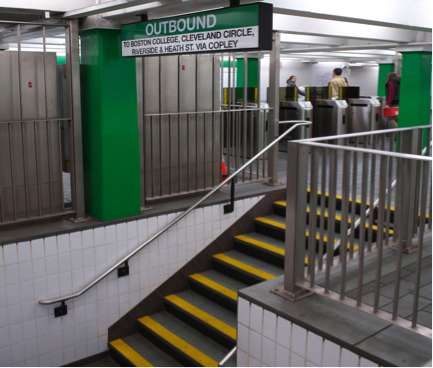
{"left": 236, "top": 58, "right": 259, "bottom": 103}
{"left": 80, "top": 29, "right": 141, "bottom": 221}
{"left": 377, "top": 63, "right": 394, "bottom": 96}
{"left": 398, "top": 51, "right": 432, "bottom": 131}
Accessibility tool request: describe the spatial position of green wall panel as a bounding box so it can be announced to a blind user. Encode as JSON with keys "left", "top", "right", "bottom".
{"left": 377, "top": 63, "right": 394, "bottom": 97}
{"left": 80, "top": 29, "right": 141, "bottom": 221}
{"left": 236, "top": 58, "right": 258, "bottom": 87}
{"left": 398, "top": 52, "right": 432, "bottom": 133}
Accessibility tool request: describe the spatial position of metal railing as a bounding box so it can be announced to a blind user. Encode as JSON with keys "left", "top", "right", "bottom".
{"left": 283, "top": 125, "right": 432, "bottom": 336}
{"left": 0, "top": 20, "right": 85, "bottom": 225}
{"left": 140, "top": 107, "right": 270, "bottom": 202}
{"left": 39, "top": 121, "right": 311, "bottom": 314}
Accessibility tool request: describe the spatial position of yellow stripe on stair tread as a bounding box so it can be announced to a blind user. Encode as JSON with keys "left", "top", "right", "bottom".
{"left": 165, "top": 295, "right": 237, "bottom": 340}
{"left": 235, "top": 235, "right": 285, "bottom": 256}
{"left": 138, "top": 316, "right": 218, "bottom": 367}
{"left": 274, "top": 201, "right": 287, "bottom": 207}
{"left": 109, "top": 339, "right": 153, "bottom": 367}
{"left": 213, "top": 254, "right": 276, "bottom": 281}
{"left": 189, "top": 274, "right": 238, "bottom": 301}
{"left": 255, "top": 217, "right": 286, "bottom": 229}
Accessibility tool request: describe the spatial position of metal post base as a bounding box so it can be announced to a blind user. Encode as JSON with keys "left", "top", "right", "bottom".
{"left": 141, "top": 205, "right": 153, "bottom": 211}
{"left": 66, "top": 215, "right": 93, "bottom": 223}
{"left": 388, "top": 237, "right": 419, "bottom": 254}
{"left": 263, "top": 181, "right": 284, "bottom": 187}
{"left": 270, "top": 284, "right": 313, "bottom": 301}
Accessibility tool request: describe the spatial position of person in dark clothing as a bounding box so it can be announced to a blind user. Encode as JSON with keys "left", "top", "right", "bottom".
{"left": 286, "top": 75, "right": 305, "bottom": 97}
{"left": 384, "top": 72, "right": 400, "bottom": 129}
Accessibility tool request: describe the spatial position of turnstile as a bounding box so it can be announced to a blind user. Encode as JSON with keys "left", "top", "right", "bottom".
{"left": 278, "top": 100, "right": 313, "bottom": 151}
{"left": 347, "top": 97, "right": 381, "bottom": 134}
{"left": 311, "top": 99, "right": 348, "bottom": 140}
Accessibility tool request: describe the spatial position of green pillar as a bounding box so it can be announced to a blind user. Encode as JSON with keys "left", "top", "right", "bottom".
{"left": 377, "top": 63, "right": 394, "bottom": 96}
{"left": 398, "top": 51, "right": 432, "bottom": 130}
{"left": 236, "top": 58, "right": 259, "bottom": 102}
{"left": 80, "top": 29, "right": 141, "bottom": 221}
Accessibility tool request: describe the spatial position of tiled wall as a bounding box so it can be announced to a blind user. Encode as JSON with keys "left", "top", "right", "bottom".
{"left": 237, "top": 297, "right": 380, "bottom": 367}
{"left": 0, "top": 196, "right": 263, "bottom": 367}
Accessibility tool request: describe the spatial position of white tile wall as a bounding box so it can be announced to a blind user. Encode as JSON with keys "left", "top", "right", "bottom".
{"left": 237, "top": 297, "right": 380, "bottom": 367}
{"left": 0, "top": 196, "right": 263, "bottom": 367}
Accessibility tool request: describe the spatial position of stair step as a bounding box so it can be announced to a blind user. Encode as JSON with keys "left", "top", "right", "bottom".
{"left": 254, "top": 215, "right": 286, "bottom": 241}
{"left": 189, "top": 270, "right": 248, "bottom": 312}
{"left": 164, "top": 290, "right": 237, "bottom": 348}
{"left": 109, "top": 333, "right": 182, "bottom": 367}
{"left": 138, "top": 312, "right": 236, "bottom": 367}
{"left": 212, "top": 250, "right": 284, "bottom": 285}
{"left": 234, "top": 232, "right": 285, "bottom": 268}
{"left": 84, "top": 357, "right": 120, "bottom": 367}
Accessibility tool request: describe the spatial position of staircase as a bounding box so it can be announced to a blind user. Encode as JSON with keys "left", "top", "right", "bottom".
{"left": 87, "top": 192, "right": 393, "bottom": 367}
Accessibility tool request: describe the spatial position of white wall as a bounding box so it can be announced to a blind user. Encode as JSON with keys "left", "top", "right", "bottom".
{"left": 237, "top": 297, "right": 380, "bottom": 367}
{"left": 259, "top": 59, "right": 379, "bottom": 102}
{"left": 0, "top": 196, "right": 263, "bottom": 367}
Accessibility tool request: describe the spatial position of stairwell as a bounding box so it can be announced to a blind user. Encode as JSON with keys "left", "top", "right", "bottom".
{"left": 85, "top": 190, "right": 392, "bottom": 367}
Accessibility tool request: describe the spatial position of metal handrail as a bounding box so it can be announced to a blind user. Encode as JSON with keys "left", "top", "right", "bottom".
{"left": 39, "top": 120, "right": 312, "bottom": 305}
{"left": 144, "top": 107, "right": 272, "bottom": 117}
{"left": 218, "top": 346, "right": 237, "bottom": 367}
{"left": 326, "top": 140, "right": 432, "bottom": 255}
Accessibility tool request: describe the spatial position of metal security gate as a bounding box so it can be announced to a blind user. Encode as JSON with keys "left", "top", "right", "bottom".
{"left": 136, "top": 51, "right": 270, "bottom": 206}
{"left": 0, "top": 20, "right": 85, "bottom": 225}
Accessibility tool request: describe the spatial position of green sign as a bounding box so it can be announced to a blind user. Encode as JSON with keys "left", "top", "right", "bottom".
{"left": 121, "top": 3, "right": 272, "bottom": 57}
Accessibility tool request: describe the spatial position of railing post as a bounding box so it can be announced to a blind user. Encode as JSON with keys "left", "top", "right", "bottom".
{"left": 392, "top": 129, "right": 419, "bottom": 252}
{"left": 273, "top": 141, "right": 312, "bottom": 300}
{"left": 267, "top": 31, "right": 281, "bottom": 186}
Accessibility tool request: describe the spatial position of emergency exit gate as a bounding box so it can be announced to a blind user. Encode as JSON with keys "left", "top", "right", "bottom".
{"left": 0, "top": 21, "right": 84, "bottom": 225}
{"left": 136, "top": 52, "right": 270, "bottom": 205}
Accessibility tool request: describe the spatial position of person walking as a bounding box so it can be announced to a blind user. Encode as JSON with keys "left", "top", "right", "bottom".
{"left": 286, "top": 75, "right": 305, "bottom": 97}
{"left": 384, "top": 72, "right": 400, "bottom": 129}
{"left": 328, "top": 68, "right": 349, "bottom": 99}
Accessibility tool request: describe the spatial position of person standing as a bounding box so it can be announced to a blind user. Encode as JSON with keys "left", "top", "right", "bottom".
{"left": 384, "top": 72, "right": 400, "bottom": 129}
{"left": 328, "top": 68, "right": 349, "bottom": 99}
{"left": 286, "top": 75, "right": 305, "bottom": 97}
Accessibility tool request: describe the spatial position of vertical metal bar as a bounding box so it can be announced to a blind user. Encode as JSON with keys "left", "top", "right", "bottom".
{"left": 373, "top": 154, "right": 388, "bottom": 313}
{"left": 412, "top": 160, "right": 429, "bottom": 327}
{"left": 204, "top": 113, "right": 207, "bottom": 188}
{"left": 284, "top": 142, "right": 309, "bottom": 296}
{"left": 356, "top": 151, "right": 369, "bottom": 306}
{"left": 67, "top": 20, "right": 85, "bottom": 219}
{"left": 136, "top": 57, "right": 145, "bottom": 206}
{"left": 367, "top": 135, "right": 377, "bottom": 251}
{"left": 242, "top": 52, "right": 248, "bottom": 182}
{"left": 349, "top": 137, "right": 358, "bottom": 258}
{"left": 8, "top": 124, "right": 17, "bottom": 220}
{"left": 392, "top": 157, "right": 405, "bottom": 319}
{"left": 411, "top": 130, "right": 423, "bottom": 237}
{"left": 178, "top": 112, "right": 181, "bottom": 193}
{"left": 249, "top": 111, "right": 253, "bottom": 181}
{"left": 385, "top": 132, "right": 395, "bottom": 245}
{"left": 187, "top": 114, "right": 190, "bottom": 192}
{"left": 17, "top": 24, "right": 29, "bottom": 218}
{"left": 237, "top": 111, "right": 241, "bottom": 182}
{"left": 325, "top": 149, "right": 338, "bottom": 293}
{"left": 257, "top": 51, "right": 261, "bottom": 108}
{"left": 212, "top": 113, "right": 215, "bottom": 187}
{"left": 268, "top": 32, "right": 280, "bottom": 184}
{"left": 308, "top": 147, "right": 319, "bottom": 287}
{"left": 318, "top": 148, "right": 327, "bottom": 271}
{"left": 262, "top": 110, "right": 266, "bottom": 179}
{"left": 169, "top": 115, "right": 172, "bottom": 195}
{"left": 196, "top": 112, "right": 199, "bottom": 190}
{"left": 159, "top": 117, "right": 163, "bottom": 196}
{"left": 150, "top": 116, "right": 154, "bottom": 197}
{"left": 58, "top": 122, "right": 65, "bottom": 210}
{"left": 428, "top": 178, "right": 432, "bottom": 230}
{"left": 339, "top": 150, "right": 351, "bottom": 299}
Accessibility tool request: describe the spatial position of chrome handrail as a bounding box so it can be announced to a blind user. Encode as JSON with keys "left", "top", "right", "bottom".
{"left": 39, "top": 121, "right": 312, "bottom": 305}
{"left": 144, "top": 107, "right": 272, "bottom": 117}
{"left": 218, "top": 346, "right": 237, "bottom": 367}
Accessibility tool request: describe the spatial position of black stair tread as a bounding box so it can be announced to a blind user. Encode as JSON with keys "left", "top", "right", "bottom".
{"left": 189, "top": 269, "right": 248, "bottom": 301}
{"left": 213, "top": 250, "right": 284, "bottom": 278}
{"left": 166, "top": 289, "right": 238, "bottom": 330}
{"left": 110, "top": 333, "right": 182, "bottom": 367}
{"left": 138, "top": 312, "right": 236, "bottom": 367}
{"left": 234, "top": 232, "right": 285, "bottom": 255}
{"left": 84, "top": 357, "right": 120, "bottom": 367}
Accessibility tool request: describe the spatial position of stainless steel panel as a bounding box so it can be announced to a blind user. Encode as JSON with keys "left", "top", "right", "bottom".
{"left": 0, "top": 52, "right": 21, "bottom": 121}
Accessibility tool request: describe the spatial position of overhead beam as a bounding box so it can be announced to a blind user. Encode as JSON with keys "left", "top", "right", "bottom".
{"left": 274, "top": 14, "right": 426, "bottom": 43}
